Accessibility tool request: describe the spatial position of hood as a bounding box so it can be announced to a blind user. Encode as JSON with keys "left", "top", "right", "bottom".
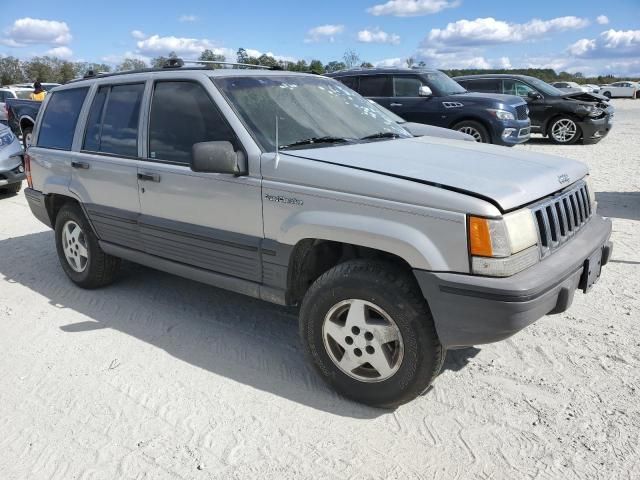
{"left": 285, "top": 136, "right": 588, "bottom": 212}
{"left": 563, "top": 91, "right": 609, "bottom": 103}
{"left": 402, "top": 122, "right": 475, "bottom": 142}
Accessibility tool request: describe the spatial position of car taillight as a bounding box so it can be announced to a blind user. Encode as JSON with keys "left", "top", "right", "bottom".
{"left": 24, "top": 153, "right": 33, "bottom": 188}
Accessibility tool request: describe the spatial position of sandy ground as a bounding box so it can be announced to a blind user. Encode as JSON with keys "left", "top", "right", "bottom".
{"left": 0, "top": 100, "right": 638, "bottom": 480}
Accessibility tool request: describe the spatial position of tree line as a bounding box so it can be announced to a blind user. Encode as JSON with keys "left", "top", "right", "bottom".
{"left": 1, "top": 49, "right": 635, "bottom": 86}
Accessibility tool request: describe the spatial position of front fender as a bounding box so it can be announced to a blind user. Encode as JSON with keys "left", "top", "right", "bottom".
{"left": 279, "top": 210, "right": 449, "bottom": 271}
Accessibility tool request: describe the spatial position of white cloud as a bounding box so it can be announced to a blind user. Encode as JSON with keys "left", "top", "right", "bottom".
{"left": 136, "top": 35, "right": 233, "bottom": 58}
{"left": 101, "top": 51, "right": 151, "bottom": 65}
{"left": 368, "top": 0, "right": 459, "bottom": 17}
{"left": 596, "top": 15, "right": 609, "bottom": 25}
{"left": 427, "top": 16, "right": 590, "bottom": 47}
{"left": 179, "top": 14, "right": 198, "bottom": 22}
{"left": 498, "top": 56, "right": 512, "bottom": 69}
{"left": 567, "top": 29, "right": 640, "bottom": 58}
{"left": 373, "top": 57, "right": 405, "bottom": 67}
{"left": 2, "top": 17, "right": 71, "bottom": 47}
{"left": 357, "top": 28, "right": 400, "bottom": 45}
{"left": 305, "top": 24, "right": 344, "bottom": 43}
{"left": 131, "top": 30, "right": 146, "bottom": 40}
{"left": 46, "top": 46, "right": 73, "bottom": 59}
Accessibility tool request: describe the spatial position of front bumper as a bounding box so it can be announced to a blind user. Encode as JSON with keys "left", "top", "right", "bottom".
{"left": 493, "top": 119, "right": 531, "bottom": 146}
{"left": 0, "top": 142, "right": 25, "bottom": 187}
{"left": 414, "top": 214, "right": 612, "bottom": 348}
{"left": 579, "top": 113, "right": 614, "bottom": 144}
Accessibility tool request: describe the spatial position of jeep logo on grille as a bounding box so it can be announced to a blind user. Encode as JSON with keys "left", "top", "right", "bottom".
{"left": 558, "top": 174, "right": 570, "bottom": 184}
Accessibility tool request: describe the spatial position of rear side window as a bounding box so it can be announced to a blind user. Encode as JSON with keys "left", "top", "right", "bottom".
{"left": 393, "top": 76, "right": 423, "bottom": 97}
{"left": 37, "top": 87, "right": 88, "bottom": 150}
{"left": 464, "top": 79, "right": 500, "bottom": 93}
{"left": 502, "top": 80, "right": 536, "bottom": 97}
{"left": 337, "top": 76, "right": 359, "bottom": 91}
{"left": 82, "top": 83, "right": 144, "bottom": 157}
{"left": 148, "top": 81, "right": 238, "bottom": 165}
{"left": 358, "top": 75, "right": 392, "bottom": 97}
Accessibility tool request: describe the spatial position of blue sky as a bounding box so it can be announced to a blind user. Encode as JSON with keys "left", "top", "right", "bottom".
{"left": 1, "top": 0, "right": 639, "bottom": 75}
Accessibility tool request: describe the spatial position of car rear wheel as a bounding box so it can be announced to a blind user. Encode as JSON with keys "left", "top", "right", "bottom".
{"left": 55, "top": 203, "right": 121, "bottom": 288}
{"left": 22, "top": 127, "right": 33, "bottom": 150}
{"left": 452, "top": 120, "right": 489, "bottom": 143}
{"left": 299, "top": 260, "right": 445, "bottom": 408}
{"left": 549, "top": 116, "right": 581, "bottom": 145}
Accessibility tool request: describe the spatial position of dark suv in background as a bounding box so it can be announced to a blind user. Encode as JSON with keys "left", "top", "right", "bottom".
{"left": 327, "top": 68, "right": 530, "bottom": 146}
{"left": 454, "top": 74, "right": 614, "bottom": 145}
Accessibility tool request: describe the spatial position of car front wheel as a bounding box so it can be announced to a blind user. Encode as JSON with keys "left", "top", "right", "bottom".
{"left": 452, "top": 120, "right": 490, "bottom": 143}
{"left": 548, "top": 116, "right": 581, "bottom": 145}
{"left": 299, "top": 260, "right": 445, "bottom": 408}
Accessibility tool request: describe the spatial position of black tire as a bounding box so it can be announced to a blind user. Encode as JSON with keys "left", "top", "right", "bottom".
{"left": 548, "top": 115, "right": 582, "bottom": 145}
{"left": 299, "top": 260, "right": 445, "bottom": 408}
{"left": 603, "top": 91, "right": 612, "bottom": 99}
{"left": 22, "top": 126, "right": 33, "bottom": 150}
{"left": 1, "top": 182, "right": 22, "bottom": 195}
{"left": 54, "top": 203, "right": 120, "bottom": 289}
{"left": 452, "top": 120, "right": 490, "bottom": 143}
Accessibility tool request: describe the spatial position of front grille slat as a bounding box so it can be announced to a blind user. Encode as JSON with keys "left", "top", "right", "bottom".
{"left": 515, "top": 104, "right": 528, "bottom": 120}
{"left": 532, "top": 181, "right": 593, "bottom": 258}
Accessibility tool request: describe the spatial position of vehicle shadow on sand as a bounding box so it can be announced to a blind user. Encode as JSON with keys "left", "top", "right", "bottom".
{"left": 595, "top": 192, "right": 640, "bottom": 221}
{"left": 0, "top": 231, "right": 473, "bottom": 417}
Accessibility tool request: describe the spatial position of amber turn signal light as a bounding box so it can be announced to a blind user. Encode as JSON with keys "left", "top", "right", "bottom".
{"left": 468, "top": 216, "right": 493, "bottom": 257}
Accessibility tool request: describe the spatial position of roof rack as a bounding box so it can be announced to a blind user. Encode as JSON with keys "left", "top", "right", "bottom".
{"left": 181, "top": 59, "right": 279, "bottom": 70}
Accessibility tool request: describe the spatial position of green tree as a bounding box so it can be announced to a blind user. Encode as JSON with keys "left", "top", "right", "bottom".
{"left": 151, "top": 56, "right": 168, "bottom": 68}
{"left": 73, "top": 62, "right": 111, "bottom": 78}
{"left": 0, "top": 56, "right": 26, "bottom": 85}
{"left": 118, "top": 58, "right": 148, "bottom": 71}
{"left": 23, "top": 56, "right": 57, "bottom": 82}
{"left": 360, "top": 62, "right": 374, "bottom": 68}
{"left": 199, "top": 49, "right": 226, "bottom": 68}
{"left": 406, "top": 57, "right": 415, "bottom": 68}
{"left": 309, "top": 59, "right": 324, "bottom": 73}
{"left": 236, "top": 48, "right": 249, "bottom": 64}
{"left": 57, "top": 61, "right": 76, "bottom": 83}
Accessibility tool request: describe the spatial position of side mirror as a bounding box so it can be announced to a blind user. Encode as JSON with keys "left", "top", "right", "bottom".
{"left": 418, "top": 86, "right": 433, "bottom": 97}
{"left": 191, "top": 141, "right": 247, "bottom": 175}
{"left": 527, "top": 91, "right": 542, "bottom": 100}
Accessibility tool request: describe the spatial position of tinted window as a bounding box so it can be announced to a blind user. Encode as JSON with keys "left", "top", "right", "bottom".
{"left": 465, "top": 79, "right": 500, "bottom": 93}
{"left": 503, "top": 80, "right": 536, "bottom": 97}
{"left": 0, "top": 92, "right": 5, "bottom": 102}
{"left": 338, "top": 76, "right": 359, "bottom": 91}
{"left": 100, "top": 84, "right": 144, "bottom": 156}
{"left": 148, "top": 81, "right": 237, "bottom": 164}
{"left": 83, "top": 86, "right": 108, "bottom": 152}
{"left": 37, "top": 87, "right": 88, "bottom": 150}
{"left": 394, "top": 76, "right": 423, "bottom": 97}
{"left": 358, "top": 75, "right": 393, "bottom": 97}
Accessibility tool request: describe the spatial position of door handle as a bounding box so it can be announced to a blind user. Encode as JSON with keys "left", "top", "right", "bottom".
{"left": 137, "top": 172, "right": 161, "bottom": 182}
{"left": 71, "top": 161, "right": 90, "bottom": 169}
{"left": 390, "top": 103, "right": 403, "bottom": 107}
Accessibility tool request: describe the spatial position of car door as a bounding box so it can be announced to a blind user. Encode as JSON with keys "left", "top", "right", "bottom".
{"left": 136, "top": 78, "right": 263, "bottom": 283}
{"left": 502, "top": 79, "right": 545, "bottom": 129}
{"left": 69, "top": 82, "right": 146, "bottom": 249}
{"left": 357, "top": 74, "right": 394, "bottom": 110}
{"left": 621, "top": 82, "right": 634, "bottom": 97}
{"left": 389, "top": 74, "right": 445, "bottom": 126}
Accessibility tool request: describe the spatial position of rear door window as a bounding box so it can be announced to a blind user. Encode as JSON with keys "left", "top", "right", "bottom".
{"left": 82, "top": 83, "right": 144, "bottom": 157}
{"left": 358, "top": 75, "right": 393, "bottom": 97}
{"left": 148, "top": 81, "right": 238, "bottom": 165}
{"left": 393, "top": 76, "right": 423, "bottom": 97}
{"left": 37, "top": 87, "right": 89, "bottom": 150}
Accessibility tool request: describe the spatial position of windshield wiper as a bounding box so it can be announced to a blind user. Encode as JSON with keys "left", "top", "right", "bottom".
{"left": 360, "top": 131, "right": 402, "bottom": 141}
{"left": 279, "top": 136, "right": 351, "bottom": 150}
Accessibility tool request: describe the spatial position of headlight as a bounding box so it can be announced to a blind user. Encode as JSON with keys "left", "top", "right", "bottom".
{"left": 468, "top": 210, "right": 539, "bottom": 276}
{"left": 578, "top": 105, "right": 604, "bottom": 118}
{"left": 487, "top": 109, "right": 515, "bottom": 121}
{"left": 0, "top": 131, "right": 15, "bottom": 147}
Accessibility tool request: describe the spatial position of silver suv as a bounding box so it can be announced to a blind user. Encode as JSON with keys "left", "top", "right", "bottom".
{"left": 22, "top": 64, "right": 612, "bottom": 408}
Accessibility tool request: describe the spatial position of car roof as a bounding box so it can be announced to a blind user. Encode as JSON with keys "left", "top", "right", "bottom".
{"left": 327, "top": 67, "right": 440, "bottom": 77}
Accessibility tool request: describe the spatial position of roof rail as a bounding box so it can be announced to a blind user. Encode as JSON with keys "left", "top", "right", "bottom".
{"left": 181, "top": 59, "right": 277, "bottom": 70}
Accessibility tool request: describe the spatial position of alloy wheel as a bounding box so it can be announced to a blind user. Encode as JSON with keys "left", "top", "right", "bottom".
{"left": 322, "top": 299, "right": 404, "bottom": 382}
{"left": 62, "top": 220, "right": 89, "bottom": 273}
{"left": 457, "top": 126, "right": 483, "bottom": 142}
{"left": 551, "top": 119, "right": 578, "bottom": 143}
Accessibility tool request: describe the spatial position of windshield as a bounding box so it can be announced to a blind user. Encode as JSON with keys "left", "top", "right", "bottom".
{"left": 214, "top": 75, "right": 410, "bottom": 151}
{"left": 15, "top": 91, "right": 32, "bottom": 99}
{"left": 524, "top": 76, "right": 566, "bottom": 96}
{"left": 421, "top": 71, "right": 466, "bottom": 95}
{"left": 367, "top": 99, "right": 406, "bottom": 123}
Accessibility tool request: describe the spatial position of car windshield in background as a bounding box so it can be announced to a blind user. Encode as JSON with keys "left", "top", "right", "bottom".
{"left": 214, "top": 75, "right": 410, "bottom": 152}
{"left": 422, "top": 71, "right": 467, "bottom": 95}
{"left": 525, "top": 77, "right": 566, "bottom": 96}
{"left": 15, "top": 91, "right": 32, "bottom": 99}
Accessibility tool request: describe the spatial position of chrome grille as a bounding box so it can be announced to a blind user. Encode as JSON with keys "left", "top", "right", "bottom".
{"left": 515, "top": 104, "right": 529, "bottom": 120}
{"left": 532, "top": 182, "right": 593, "bottom": 257}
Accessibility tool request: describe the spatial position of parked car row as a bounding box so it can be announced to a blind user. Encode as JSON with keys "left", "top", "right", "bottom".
{"left": 16, "top": 62, "right": 613, "bottom": 407}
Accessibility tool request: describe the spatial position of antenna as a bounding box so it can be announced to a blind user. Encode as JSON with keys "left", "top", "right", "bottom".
{"left": 274, "top": 114, "right": 280, "bottom": 168}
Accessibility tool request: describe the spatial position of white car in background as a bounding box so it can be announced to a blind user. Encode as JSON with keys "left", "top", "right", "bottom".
{"left": 0, "top": 87, "right": 33, "bottom": 124}
{"left": 10, "top": 82, "right": 61, "bottom": 92}
{"left": 599, "top": 82, "right": 639, "bottom": 99}
{"left": 551, "top": 81, "right": 595, "bottom": 93}
{"left": 584, "top": 84, "right": 601, "bottom": 94}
